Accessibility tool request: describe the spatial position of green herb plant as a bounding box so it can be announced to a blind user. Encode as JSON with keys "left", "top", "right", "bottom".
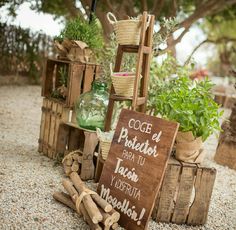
{"left": 51, "top": 65, "right": 68, "bottom": 100}
{"left": 55, "top": 17, "right": 104, "bottom": 54}
{"left": 152, "top": 76, "right": 223, "bottom": 141}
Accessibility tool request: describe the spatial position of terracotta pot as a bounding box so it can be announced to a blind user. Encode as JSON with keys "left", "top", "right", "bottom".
{"left": 175, "top": 131, "right": 205, "bottom": 163}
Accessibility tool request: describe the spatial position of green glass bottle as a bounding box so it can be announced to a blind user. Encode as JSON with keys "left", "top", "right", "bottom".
{"left": 75, "top": 80, "right": 109, "bottom": 131}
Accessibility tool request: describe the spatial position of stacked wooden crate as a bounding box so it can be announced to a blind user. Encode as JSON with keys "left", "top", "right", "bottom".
{"left": 38, "top": 58, "right": 99, "bottom": 159}
{"left": 56, "top": 122, "right": 99, "bottom": 180}
{"left": 152, "top": 157, "right": 216, "bottom": 225}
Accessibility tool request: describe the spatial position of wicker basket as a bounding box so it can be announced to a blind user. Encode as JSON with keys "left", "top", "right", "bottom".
{"left": 100, "top": 140, "right": 111, "bottom": 160}
{"left": 107, "top": 12, "right": 142, "bottom": 45}
{"left": 111, "top": 72, "right": 136, "bottom": 97}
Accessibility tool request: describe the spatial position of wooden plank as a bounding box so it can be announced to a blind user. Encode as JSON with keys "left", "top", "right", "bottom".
{"left": 67, "top": 64, "right": 84, "bottom": 108}
{"left": 83, "top": 64, "right": 95, "bottom": 93}
{"left": 55, "top": 124, "right": 70, "bottom": 156}
{"left": 68, "top": 128, "right": 80, "bottom": 151}
{"left": 187, "top": 168, "right": 216, "bottom": 225}
{"left": 80, "top": 131, "right": 98, "bottom": 180}
{"left": 214, "top": 140, "right": 236, "bottom": 170}
{"left": 171, "top": 166, "right": 196, "bottom": 224}
{"left": 47, "top": 101, "right": 57, "bottom": 158}
{"left": 94, "top": 153, "right": 105, "bottom": 183}
{"left": 53, "top": 102, "right": 63, "bottom": 159}
{"left": 156, "top": 164, "right": 181, "bottom": 222}
{"left": 42, "top": 99, "right": 52, "bottom": 155}
{"left": 42, "top": 59, "right": 54, "bottom": 97}
{"left": 98, "top": 109, "right": 179, "bottom": 230}
{"left": 139, "top": 15, "right": 155, "bottom": 113}
{"left": 38, "top": 98, "right": 47, "bottom": 152}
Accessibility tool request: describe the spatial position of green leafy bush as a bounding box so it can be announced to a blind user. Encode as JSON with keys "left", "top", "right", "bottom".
{"left": 55, "top": 17, "right": 103, "bottom": 51}
{"left": 152, "top": 76, "right": 223, "bottom": 141}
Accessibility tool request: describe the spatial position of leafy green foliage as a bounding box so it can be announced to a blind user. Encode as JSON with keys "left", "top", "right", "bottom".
{"left": 58, "top": 65, "right": 68, "bottom": 86}
{"left": 152, "top": 76, "right": 222, "bottom": 141}
{"left": 55, "top": 17, "right": 104, "bottom": 51}
{"left": 148, "top": 53, "right": 193, "bottom": 112}
{"left": 97, "top": 33, "right": 136, "bottom": 84}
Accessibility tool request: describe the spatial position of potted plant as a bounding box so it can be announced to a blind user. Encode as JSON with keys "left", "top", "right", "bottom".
{"left": 151, "top": 76, "right": 223, "bottom": 163}
{"left": 54, "top": 17, "right": 103, "bottom": 62}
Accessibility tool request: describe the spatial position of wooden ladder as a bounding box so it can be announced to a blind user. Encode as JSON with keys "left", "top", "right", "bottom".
{"left": 105, "top": 11, "right": 155, "bottom": 131}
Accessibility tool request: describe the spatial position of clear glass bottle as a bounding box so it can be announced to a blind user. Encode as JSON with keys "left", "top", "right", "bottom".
{"left": 75, "top": 80, "right": 109, "bottom": 131}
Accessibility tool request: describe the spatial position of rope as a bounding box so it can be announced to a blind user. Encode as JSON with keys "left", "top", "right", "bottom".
{"left": 75, "top": 187, "right": 97, "bottom": 215}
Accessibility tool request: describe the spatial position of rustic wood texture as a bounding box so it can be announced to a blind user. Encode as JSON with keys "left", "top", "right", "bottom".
{"left": 70, "top": 172, "right": 103, "bottom": 224}
{"left": 154, "top": 158, "right": 181, "bottom": 222}
{"left": 214, "top": 113, "right": 236, "bottom": 170}
{"left": 38, "top": 98, "right": 47, "bottom": 152}
{"left": 152, "top": 157, "right": 217, "bottom": 225}
{"left": 41, "top": 58, "right": 99, "bottom": 108}
{"left": 38, "top": 98, "right": 70, "bottom": 159}
{"left": 98, "top": 109, "right": 179, "bottom": 230}
{"left": 56, "top": 123, "right": 98, "bottom": 180}
{"left": 214, "top": 137, "right": 236, "bottom": 170}
{"left": 187, "top": 167, "right": 216, "bottom": 225}
{"left": 105, "top": 12, "right": 155, "bottom": 131}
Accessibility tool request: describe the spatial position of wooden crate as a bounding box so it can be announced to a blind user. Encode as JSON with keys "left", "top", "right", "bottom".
{"left": 56, "top": 122, "right": 99, "bottom": 180}
{"left": 152, "top": 157, "right": 216, "bottom": 225}
{"left": 42, "top": 58, "right": 100, "bottom": 107}
{"left": 214, "top": 123, "right": 236, "bottom": 170}
{"left": 38, "top": 98, "right": 70, "bottom": 158}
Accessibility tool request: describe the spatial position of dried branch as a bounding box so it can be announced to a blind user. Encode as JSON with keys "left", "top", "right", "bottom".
{"left": 184, "top": 37, "right": 236, "bottom": 65}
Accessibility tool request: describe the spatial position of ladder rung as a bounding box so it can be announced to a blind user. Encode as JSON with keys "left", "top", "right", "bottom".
{"left": 110, "top": 94, "right": 133, "bottom": 101}
{"left": 109, "top": 95, "right": 146, "bottom": 105}
{"left": 143, "top": 46, "right": 152, "bottom": 54}
{"left": 121, "top": 45, "right": 151, "bottom": 54}
{"left": 136, "top": 97, "right": 146, "bottom": 105}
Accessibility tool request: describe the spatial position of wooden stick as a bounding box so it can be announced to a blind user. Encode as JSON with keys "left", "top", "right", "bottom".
{"left": 99, "top": 208, "right": 113, "bottom": 227}
{"left": 111, "top": 222, "right": 118, "bottom": 229}
{"left": 53, "top": 191, "right": 76, "bottom": 211}
{"left": 53, "top": 190, "right": 101, "bottom": 230}
{"left": 71, "top": 161, "right": 79, "bottom": 172}
{"left": 70, "top": 172, "right": 103, "bottom": 224}
{"left": 65, "top": 157, "right": 73, "bottom": 166}
{"left": 63, "top": 164, "right": 72, "bottom": 176}
{"left": 62, "top": 179, "right": 79, "bottom": 202}
{"left": 109, "top": 209, "right": 120, "bottom": 223}
{"left": 91, "top": 194, "right": 113, "bottom": 213}
{"left": 80, "top": 203, "right": 102, "bottom": 230}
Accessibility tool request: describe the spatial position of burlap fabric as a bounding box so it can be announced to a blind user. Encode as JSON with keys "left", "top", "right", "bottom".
{"left": 175, "top": 131, "right": 205, "bottom": 163}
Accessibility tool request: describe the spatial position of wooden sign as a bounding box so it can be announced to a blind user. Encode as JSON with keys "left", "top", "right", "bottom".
{"left": 98, "top": 109, "right": 179, "bottom": 229}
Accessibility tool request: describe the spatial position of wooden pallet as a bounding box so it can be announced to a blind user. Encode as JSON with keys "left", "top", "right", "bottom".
{"left": 56, "top": 122, "right": 99, "bottom": 180}
{"left": 38, "top": 98, "right": 70, "bottom": 158}
{"left": 152, "top": 157, "right": 216, "bottom": 225}
{"left": 42, "top": 58, "right": 100, "bottom": 107}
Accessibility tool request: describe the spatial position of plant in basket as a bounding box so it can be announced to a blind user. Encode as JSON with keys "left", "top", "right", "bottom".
{"left": 151, "top": 76, "right": 223, "bottom": 163}
{"left": 54, "top": 17, "right": 103, "bottom": 62}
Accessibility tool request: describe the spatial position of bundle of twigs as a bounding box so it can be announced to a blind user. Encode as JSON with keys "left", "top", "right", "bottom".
{"left": 53, "top": 172, "right": 120, "bottom": 230}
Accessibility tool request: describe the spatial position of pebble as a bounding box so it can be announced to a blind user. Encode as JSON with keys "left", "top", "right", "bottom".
{"left": 0, "top": 85, "right": 235, "bottom": 230}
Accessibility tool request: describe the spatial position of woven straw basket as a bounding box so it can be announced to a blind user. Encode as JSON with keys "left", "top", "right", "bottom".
{"left": 100, "top": 140, "right": 111, "bottom": 160}
{"left": 107, "top": 12, "right": 142, "bottom": 45}
{"left": 112, "top": 72, "right": 136, "bottom": 97}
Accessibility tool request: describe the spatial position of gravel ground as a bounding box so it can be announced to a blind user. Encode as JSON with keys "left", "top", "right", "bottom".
{"left": 0, "top": 85, "right": 235, "bottom": 230}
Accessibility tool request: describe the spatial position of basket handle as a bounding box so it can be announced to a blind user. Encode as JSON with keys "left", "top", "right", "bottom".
{"left": 110, "top": 63, "right": 113, "bottom": 75}
{"left": 107, "top": 12, "right": 117, "bottom": 24}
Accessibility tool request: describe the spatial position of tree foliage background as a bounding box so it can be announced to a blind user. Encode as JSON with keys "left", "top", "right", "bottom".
{"left": 1, "top": 0, "right": 236, "bottom": 78}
